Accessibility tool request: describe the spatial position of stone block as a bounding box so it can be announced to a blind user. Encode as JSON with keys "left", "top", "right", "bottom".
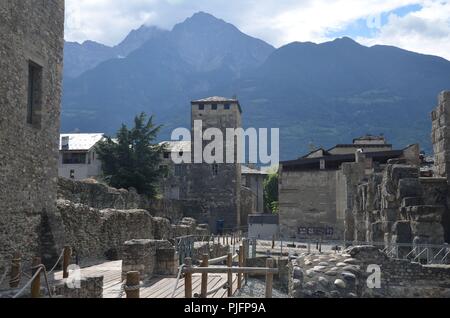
{"left": 391, "top": 221, "right": 412, "bottom": 243}
{"left": 55, "top": 276, "right": 103, "bottom": 298}
{"left": 155, "top": 247, "right": 179, "bottom": 276}
{"left": 397, "top": 179, "right": 422, "bottom": 200}
{"left": 406, "top": 206, "right": 444, "bottom": 223}
{"left": 401, "top": 197, "right": 423, "bottom": 208}
{"left": 381, "top": 209, "right": 398, "bottom": 222}
{"left": 122, "top": 239, "right": 156, "bottom": 280}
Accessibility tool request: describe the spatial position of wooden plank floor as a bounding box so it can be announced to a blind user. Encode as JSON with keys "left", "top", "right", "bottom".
{"left": 52, "top": 261, "right": 240, "bottom": 298}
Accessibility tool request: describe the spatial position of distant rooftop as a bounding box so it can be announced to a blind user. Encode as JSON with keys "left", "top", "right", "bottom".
{"left": 353, "top": 135, "right": 387, "bottom": 145}
{"left": 159, "top": 141, "right": 191, "bottom": 153}
{"left": 242, "top": 165, "right": 269, "bottom": 175}
{"left": 60, "top": 133, "right": 104, "bottom": 151}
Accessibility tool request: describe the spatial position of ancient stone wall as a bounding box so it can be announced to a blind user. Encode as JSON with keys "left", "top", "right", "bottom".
{"left": 58, "top": 178, "right": 184, "bottom": 222}
{"left": 57, "top": 200, "right": 157, "bottom": 261}
{"left": 347, "top": 162, "right": 448, "bottom": 248}
{"left": 0, "top": 0, "right": 65, "bottom": 275}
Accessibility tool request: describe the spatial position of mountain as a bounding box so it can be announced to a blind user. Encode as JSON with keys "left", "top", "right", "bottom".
{"left": 64, "top": 26, "right": 168, "bottom": 78}
{"left": 62, "top": 13, "right": 450, "bottom": 160}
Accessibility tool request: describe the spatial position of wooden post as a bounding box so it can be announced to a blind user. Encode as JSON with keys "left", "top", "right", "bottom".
{"left": 243, "top": 239, "right": 249, "bottom": 283}
{"left": 265, "top": 258, "right": 274, "bottom": 298}
{"left": 9, "top": 252, "right": 21, "bottom": 288}
{"left": 31, "top": 257, "right": 41, "bottom": 298}
{"left": 184, "top": 257, "right": 193, "bottom": 298}
{"left": 238, "top": 247, "right": 243, "bottom": 289}
{"left": 272, "top": 235, "right": 275, "bottom": 249}
{"left": 227, "top": 253, "right": 233, "bottom": 297}
{"left": 223, "top": 235, "right": 225, "bottom": 245}
{"left": 200, "top": 254, "right": 209, "bottom": 298}
{"left": 63, "top": 246, "right": 71, "bottom": 279}
{"left": 226, "top": 235, "right": 229, "bottom": 245}
{"left": 125, "top": 271, "right": 140, "bottom": 298}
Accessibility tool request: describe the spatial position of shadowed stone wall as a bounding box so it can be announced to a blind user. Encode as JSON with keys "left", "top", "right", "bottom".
{"left": 0, "top": 0, "right": 65, "bottom": 277}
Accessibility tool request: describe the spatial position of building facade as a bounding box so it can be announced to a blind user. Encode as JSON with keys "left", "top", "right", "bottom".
{"left": 0, "top": 0, "right": 65, "bottom": 270}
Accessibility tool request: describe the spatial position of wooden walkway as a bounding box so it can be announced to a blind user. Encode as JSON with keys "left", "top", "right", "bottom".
{"left": 52, "top": 261, "right": 239, "bottom": 298}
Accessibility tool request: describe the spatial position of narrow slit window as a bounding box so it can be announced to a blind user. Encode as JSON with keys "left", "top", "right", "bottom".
{"left": 27, "top": 61, "right": 43, "bottom": 128}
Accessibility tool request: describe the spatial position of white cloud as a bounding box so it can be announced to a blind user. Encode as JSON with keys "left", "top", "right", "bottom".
{"left": 357, "top": 0, "right": 450, "bottom": 61}
{"left": 64, "top": 0, "right": 450, "bottom": 60}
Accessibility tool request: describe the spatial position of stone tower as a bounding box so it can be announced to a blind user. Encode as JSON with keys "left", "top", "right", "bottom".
{"left": 0, "top": 0, "right": 65, "bottom": 275}
{"left": 187, "top": 97, "right": 242, "bottom": 233}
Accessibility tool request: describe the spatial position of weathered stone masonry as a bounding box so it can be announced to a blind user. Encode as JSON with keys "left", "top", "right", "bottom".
{"left": 0, "top": 0, "right": 65, "bottom": 275}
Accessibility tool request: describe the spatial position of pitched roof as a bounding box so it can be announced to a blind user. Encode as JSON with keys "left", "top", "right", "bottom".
{"left": 192, "top": 96, "right": 238, "bottom": 103}
{"left": 159, "top": 141, "right": 191, "bottom": 153}
{"left": 191, "top": 96, "right": 242, "bottom": 113}
{"left": 242, "top": 165, "right": 269, "bottom": 175}
{"left": 281, "top": 150, "right": 404, "bottom": 171}
{"left": 60, "top": 133, "right": 104, "bottom": 151}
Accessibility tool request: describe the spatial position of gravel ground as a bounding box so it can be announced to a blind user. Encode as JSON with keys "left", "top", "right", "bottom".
{"left": 233, "top": 278, "right": 288, "bottom": 298}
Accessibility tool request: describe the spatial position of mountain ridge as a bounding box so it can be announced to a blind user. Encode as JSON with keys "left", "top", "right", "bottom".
{"left": 62, "top": 12, "right": 450, "bottom": 160}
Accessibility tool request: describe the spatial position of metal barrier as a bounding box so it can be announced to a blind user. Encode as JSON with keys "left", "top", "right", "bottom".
{"left": 247, "top": 236, "right": 450, "bottom": 265}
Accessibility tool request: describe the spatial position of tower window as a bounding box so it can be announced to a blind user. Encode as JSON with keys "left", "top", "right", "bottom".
{"left": 27, "top": 61, "right": 43, "bottom": 128}
{"left": 199, "top": 105, "right": 205, "bottom": 110}
{"left": 211, "top": 104, "right": 218, "bottom": 110}
{"left": 212, "top": 164, "right": 219, "bottom": 176}
{"left": 163, "top": 152, "right": 170, "bottom": 159}
{"left": 224, "top": 104, "right": 231, "bottom": 110}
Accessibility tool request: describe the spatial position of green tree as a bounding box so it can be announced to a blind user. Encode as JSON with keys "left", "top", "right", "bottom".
{"left": 263, "top": 168, "right": 279, "bottom": 214}
{"left": 95, "top": 113, "right": 166, "bottom": 197}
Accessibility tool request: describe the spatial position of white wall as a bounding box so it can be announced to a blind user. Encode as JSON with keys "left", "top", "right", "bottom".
{"left": 249, "top": 223, "right": 279, "bottom": 240}
{"left": 58, "top": 149, "right": 102, "bottom": 180}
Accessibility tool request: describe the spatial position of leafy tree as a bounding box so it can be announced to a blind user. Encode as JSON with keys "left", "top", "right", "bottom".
{"left": 263, "top": 168, "right": 279, "bottom": 214}
{"left": 95, "top": 113, "right": 166, "bottom": 197}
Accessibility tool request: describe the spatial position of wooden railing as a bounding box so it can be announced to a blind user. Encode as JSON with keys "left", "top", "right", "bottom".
{"left": 182, "top": 253, "right": 278, "bottom": 299}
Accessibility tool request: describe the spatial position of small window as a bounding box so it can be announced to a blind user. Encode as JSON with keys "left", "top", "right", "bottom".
{"left": 320, "top": 159, "right": 326, "bottom": 170}
{"left": 27, "top": 61, "right": 43, "bottom": 128}
{"left": 63, "top": 153, "right": 86, "bottom": 164}
{"left": 199, "top": 105, "right": 205, "bottom": 111}
{"left": 70, "top": 170, "right": 75, "bottom": 179}
{"left": 224, "top": 104, "right": 231, "bottom": 110}
{"left": 163, "top": 152, "right": 170, "bottom": 159}
{"left": 179, "top": 151, "right": 184, "bottom": 157}
{"left": 212, "top": 164, "right": 219, "bottom": 176}
{"left": 211, "top": 104, "right": 218, "bottom": 110}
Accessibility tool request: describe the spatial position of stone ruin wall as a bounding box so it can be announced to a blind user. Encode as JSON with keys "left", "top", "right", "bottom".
{"left": 343, "top": 92, "right": 450, "bottom": 248}
{"left": 431, "top": 91, "right": 450, "bottom": 242}
{"left": 55, "top": 178, "right": 210, "bottom": 263}
{"left": 347, "top": 163, "right": 448, "bottom": 250}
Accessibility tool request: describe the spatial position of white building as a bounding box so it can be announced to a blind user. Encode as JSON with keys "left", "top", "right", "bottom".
{"left": 59, "top": 133, "right": 105, "bottom": 180}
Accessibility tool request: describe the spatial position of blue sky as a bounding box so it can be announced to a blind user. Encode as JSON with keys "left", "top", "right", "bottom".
{"left": 65, "top": 0, "right": 450, "bottom": 60}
